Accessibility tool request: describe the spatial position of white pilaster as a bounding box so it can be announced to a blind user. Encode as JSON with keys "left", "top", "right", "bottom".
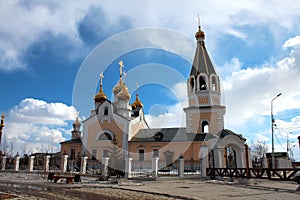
{"left": 44, "top": 155, "right": 50, "bottom": 173}
{"left": 61, "top": 155, "right": 68, "bottom": 172}
{"left": 28, "top": 156, "right": 35, "bottom": 172}
{"left": 80, "top": 156, "right": 88, "bottom": 174}
{"left": 152, "top": 157, "right": 159, "bottom": 179}
{"left": 125, "top": 157, "right": 132, "bottom": 179}
{"left": 102, "top": 157, "right": 109, "bottom": 177}
{"left": 14, "top": 156, "right": 20, "bottom": 172}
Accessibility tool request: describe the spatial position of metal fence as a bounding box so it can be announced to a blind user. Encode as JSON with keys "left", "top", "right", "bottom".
{"left": 131, "top": 159, "right": 201, "bottom": 177}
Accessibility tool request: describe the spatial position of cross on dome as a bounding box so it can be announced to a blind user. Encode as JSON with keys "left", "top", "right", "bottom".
{"left": 100, "top": 72, "right": 104, "bottom": 86}
{"left": 119, "top": 60, "right": 124, "bottom": 77}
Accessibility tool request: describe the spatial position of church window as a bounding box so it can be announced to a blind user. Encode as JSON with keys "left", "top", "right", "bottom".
{"left": 153, "top": 149, "right": 159, "bottom": 157}
{"left": 199, "top": 76, "right": 207, "bottom": 90}
{"left": 211, "top": 76, "right": 217, "bottom": 91}
{"left": 104, "top": 106, "right": 108, "bottom": 115}
{"left": 202, "top": 121, "right": 209, "bottom": 133}
{"left": 190, "top": 77, "right": 195, "bottom": 92}
{"left": 138, "top": 149, "right": 145, "bottom": 161}
{"left": 98, "top": 132, "right": 113, "bottom": 140}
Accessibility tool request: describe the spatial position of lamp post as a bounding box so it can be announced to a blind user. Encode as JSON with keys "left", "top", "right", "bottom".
{"left": 271, "top": 93, "right": 281, "bottom": 169}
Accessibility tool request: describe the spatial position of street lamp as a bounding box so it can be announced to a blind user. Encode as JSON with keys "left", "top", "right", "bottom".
{"left": 271, "top": 93, "right": 282, "bottom": 169}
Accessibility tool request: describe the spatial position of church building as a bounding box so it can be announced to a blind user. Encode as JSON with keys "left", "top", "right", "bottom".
{"left": 63, "top": 22, "right": 248, "bottom": 173}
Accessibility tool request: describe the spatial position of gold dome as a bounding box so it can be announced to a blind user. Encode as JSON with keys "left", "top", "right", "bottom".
{"left": 117, "top": 84, "right": 131, "bottom": 100}
{"left": 132, "top": 93, "right": 143, "bottom": 109}
{"left": 73, "top": 117, "right": 81, "bottom": 126}
{"left": 94, "top": 85, "right": 107, "bottom": 103}
{"left": 113, "top": 78, "right": 123, "bottom": 95}
{"left": 195, "top": 26, "right": 205, "bottom": 39}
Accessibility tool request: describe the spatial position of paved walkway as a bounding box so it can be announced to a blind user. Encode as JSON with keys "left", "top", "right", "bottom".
{"left": 0, "top": 172, "right": 299, "bottom": 199}
{"left": 113, "top": 177, "right": 300, "bottom": 200}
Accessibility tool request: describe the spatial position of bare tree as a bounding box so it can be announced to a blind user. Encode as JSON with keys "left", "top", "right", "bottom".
{"left": 8, "top": 139, "right": 15, "bottom": 157}
{"left": 251, "top": 140, "right": 269, "bottom": 164}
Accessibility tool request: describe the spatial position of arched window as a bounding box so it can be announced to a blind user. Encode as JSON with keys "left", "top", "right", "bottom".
{"left": 202, "top": 120, "right": 209, "bottom": 133}
{"left": 98, "top": 132, "right": 113, "bottom": 140}
{"left": 189, "top": 77, "right": 195, "bottom": 92}
{"left": 211, "top": 76, "right": 218, "bottom": 91}
{"left": 199, "top": 76, "right": 207, "bottom": 90}
{"left": 104, "top": 106, "right": 108, "bottom": 115}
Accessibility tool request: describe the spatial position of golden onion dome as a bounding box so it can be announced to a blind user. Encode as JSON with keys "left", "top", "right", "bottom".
{"left": 73, "top": 117, "right": 81, "bottom": 126}
{"left": 73, "top": 117, "right": 81, "bottom": 130}
{"left": 117, "top": 84, "right": 131, "bottom": 100}
{"left": 94, "top": 85, "right": 107, "bottom": 103}
{"left": 195, "top": 26, "right": 205, "bottom": 39}
{"left": 132, "top": 93, "right": 143, "bottom": 109}
{"left": 113, "top": 78, "right": 123, "bottom": 95}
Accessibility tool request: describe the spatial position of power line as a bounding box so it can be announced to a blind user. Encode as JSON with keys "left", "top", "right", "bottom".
{"left": 274, "top": 130, "right": 285, "bottom": 150}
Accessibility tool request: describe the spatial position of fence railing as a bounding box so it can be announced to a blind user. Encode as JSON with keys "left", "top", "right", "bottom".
{"left": 206, "top": 168, "right": 300, "bottom": 181}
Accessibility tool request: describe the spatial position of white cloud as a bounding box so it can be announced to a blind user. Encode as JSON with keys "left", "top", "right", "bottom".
{"left": 283, "top": 36, "right": 300, "bottom": 50}
{"left": 2, "top": 98, "right": 78, "bottom": 155}
{"left": 223, "top": 36, "right": 300, "bottom": 129}
{"left": 1, "top": 0, "right": 300, "bottom": 71}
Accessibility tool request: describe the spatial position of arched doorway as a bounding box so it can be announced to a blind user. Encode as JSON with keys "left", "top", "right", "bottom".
{"left": 225, "top": 146, "right": 237, "bottom": 168}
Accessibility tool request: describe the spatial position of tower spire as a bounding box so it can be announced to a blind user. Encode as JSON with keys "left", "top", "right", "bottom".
{"left": 184, "top": 19, "right": 225, "bottom": 134}
{"left": 94, "top": 72, "right": 107, "bottom": 103}
{"left": 195, "top": 15, "right": 205, "bottom": 40}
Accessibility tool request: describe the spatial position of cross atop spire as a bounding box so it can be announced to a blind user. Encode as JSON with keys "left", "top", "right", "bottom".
{"left": 119, "top": 60, "right": 124, "bottom": 77}
{"left": 100, "top": 72, "right": 104, "bottom": 86}
{"left": 198, "top": 15, "right": 201, "bottom": 28}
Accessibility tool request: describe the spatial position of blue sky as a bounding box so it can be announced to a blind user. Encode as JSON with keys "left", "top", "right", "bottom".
{"left": 1, "top": 0, "right": 300, "bottom": 160}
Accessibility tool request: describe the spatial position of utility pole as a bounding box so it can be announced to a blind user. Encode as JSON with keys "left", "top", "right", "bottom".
{"left": 0, "top": 114, "right": 5, "bottom": 155}
{"left": 271, "top": 93, "right": 281, "bottom": 169}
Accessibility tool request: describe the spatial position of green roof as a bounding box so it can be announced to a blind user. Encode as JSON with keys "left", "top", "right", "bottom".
{"left": 130, "top": 128, "right": 218, "bottom": 142}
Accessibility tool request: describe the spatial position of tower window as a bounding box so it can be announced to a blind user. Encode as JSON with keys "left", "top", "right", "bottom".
{"left": 190, "top": 77, "right": 195, "bottom": 92}
{"left": 200, "top": 76, "right": 207, "bottom": 90}
{"left": 104, "top": 106, "right": 108, "bottom": 115}
{"left": 202, "top": 121, "right": 209, "bottom": 133}
{"left": 211, "top": 76, "right": 218, "bottom": 91}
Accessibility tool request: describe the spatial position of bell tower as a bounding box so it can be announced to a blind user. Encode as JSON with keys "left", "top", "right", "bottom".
{"left": 184, "top": 19, "right": 226, "bottom": 134}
